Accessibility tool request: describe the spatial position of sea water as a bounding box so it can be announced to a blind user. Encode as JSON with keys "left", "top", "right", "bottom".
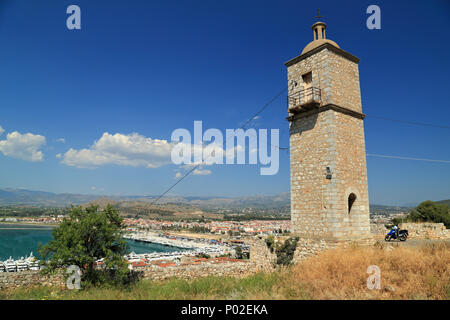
{"left": 0, "top": 223, "right": 186, "bottom": 261}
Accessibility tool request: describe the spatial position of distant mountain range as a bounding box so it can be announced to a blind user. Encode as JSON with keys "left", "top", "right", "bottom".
{"left": 0, "top": 188, "right": 100, "bottom": 207}
{"left": 436, "top": 199, "right": 450, "bottom": 206}
{"left": 0, "top": 188, "right": 291, "bottom": 209}
{"left": 0, "top": 188, "right": 447, "bottom": 213}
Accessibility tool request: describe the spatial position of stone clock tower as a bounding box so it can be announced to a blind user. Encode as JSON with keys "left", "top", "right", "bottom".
{"left": 286, "top": 18, "right": 372, "bottom": 243}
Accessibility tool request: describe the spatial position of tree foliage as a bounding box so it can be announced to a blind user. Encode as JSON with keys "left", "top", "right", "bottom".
{"left": 38, "top": 205, "right": 130, "bottom": 286}
{"left": 234, "top": 246, "right": 243, "bottom": 259}
{"left": 265, "top": 235, "right": 275, "bottom": 253}
{"left": 401, "top": 201, "right": 450, "bottom": 228}
{"left": 275, "top": 237, "right": 299, "bottom": 266}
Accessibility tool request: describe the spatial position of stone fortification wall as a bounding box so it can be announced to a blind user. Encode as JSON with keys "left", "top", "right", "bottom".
{"left": 0, "top": 270, "right": 63, "bottom": 290}
{"left": 0, "top": 258, "right": 261, "bottom": 290}
{"left": 399, "top": 222, "right": 449, "bottom": 240}
{"left": 136, "top": 259, "right": 257, "bottom": 281}
{"left": 371, "top": 223, "right": 388, "bottom": 236}
{"left": 248, "top": 237, "right": 277, "bottom": 272}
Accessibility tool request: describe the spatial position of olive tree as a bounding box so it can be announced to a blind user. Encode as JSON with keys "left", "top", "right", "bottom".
{"left": 39, "top": 205, "right": 130, "bottom": 286}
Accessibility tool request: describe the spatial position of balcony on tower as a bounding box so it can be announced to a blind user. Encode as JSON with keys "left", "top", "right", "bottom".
{"left": 288, "top": 87, "right": 322, "bottom": 113}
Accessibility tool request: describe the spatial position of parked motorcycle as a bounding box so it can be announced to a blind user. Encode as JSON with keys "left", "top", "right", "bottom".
{"left": 385, "top": 229, "right": 408, "bottom": 242}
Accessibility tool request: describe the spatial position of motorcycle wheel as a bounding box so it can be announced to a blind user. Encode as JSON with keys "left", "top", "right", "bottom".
{"left": 399, "top": 235, "right": 407, "bottom": 242}
{"left": 385, "top": 235, "right": 391, "bottom": 241}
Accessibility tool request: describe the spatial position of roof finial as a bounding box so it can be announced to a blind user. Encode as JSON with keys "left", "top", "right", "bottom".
{"left": 314, "top": 9, "right": 323, "bottom": 21}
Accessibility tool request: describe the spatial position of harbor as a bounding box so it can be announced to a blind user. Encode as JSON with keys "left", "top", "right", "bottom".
{"left": 0, "top": 252, "right": 40, "bottom": 273}
{"left": 0, "top": 230, "right": 237, "bottom": 273}
{"left": 123, "top": 231, "right": 236, "bottom": 264}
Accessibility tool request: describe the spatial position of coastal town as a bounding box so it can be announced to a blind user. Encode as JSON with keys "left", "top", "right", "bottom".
{"left": 0, "top": 210, "right": 410, "bottom": 275}
{"left": 0, "top": 215, "right": 292, "bottom": 236}
{"left": 0, "top": 210, "right": 409, "bottom": 234}
{"left": 0, "top": 216, "right": 292, "bottom": 274}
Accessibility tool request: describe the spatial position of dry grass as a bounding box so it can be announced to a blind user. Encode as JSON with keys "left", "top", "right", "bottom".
{"left": 272, "top": 242, "right": 450, "bottom": 299}
{"left": 1, "top": 242, "right": 449, "bottom": 300}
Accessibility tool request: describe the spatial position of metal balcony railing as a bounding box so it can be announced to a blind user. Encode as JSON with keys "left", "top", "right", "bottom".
{"left": 288, "top": 87, "right": 321, "bottom": 112}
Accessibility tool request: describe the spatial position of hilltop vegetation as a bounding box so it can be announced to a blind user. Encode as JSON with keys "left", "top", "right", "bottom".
{"left": 393, "top": 200, "right": 450, "bottom": 228}
{"left": 0, "top": 206, "right": 68, "bottom": 217}
{"left": 437, "top": 199, "right": 450, "bottom": 206}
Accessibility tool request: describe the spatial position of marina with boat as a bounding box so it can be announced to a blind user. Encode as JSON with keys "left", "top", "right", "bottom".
{"left": 0, "top": 231, "right": 236, "bottom": 273}
{"left": 0, "top": 252, "right": 40, "bottom": 273}
{"left": 122, "top": 231, "right": 236, "bottom": 265}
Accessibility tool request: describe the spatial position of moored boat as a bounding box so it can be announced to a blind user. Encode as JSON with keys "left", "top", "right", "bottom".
{"left": 15, "top": 257, "right": 28, "bottom": 272}
{"left": 5, "top": 257, "right": 17, "bottom": 272}
{"left": 26, "top": 252, "right": 40, "bottom": 271}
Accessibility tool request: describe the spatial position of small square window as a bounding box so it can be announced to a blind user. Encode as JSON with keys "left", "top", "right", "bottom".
{"left": 302, "top": 72, "right": 312, "bottom": 85}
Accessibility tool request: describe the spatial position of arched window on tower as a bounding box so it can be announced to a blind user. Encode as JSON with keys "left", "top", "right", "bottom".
{"left": 348, "top": 193, "right": 357, "bottom": 214}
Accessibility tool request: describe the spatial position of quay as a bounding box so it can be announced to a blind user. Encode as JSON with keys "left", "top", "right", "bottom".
{"left": 1, "top": 232, "right": 237, "bottom": 273}
{"left": 122, "top": 231, "right": 235, "bottom": 263}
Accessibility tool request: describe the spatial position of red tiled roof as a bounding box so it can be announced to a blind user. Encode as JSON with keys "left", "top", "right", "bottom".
{"left": 156, "top": 262, "right": 176, "bottom": 267}
{"left": 131, "top": 260, "right": 148, "bottom": 267}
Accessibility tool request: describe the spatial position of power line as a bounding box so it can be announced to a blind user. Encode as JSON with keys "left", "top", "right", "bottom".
{"left": 151, "top": 164, "right": 202, "bottom": 204}
{"left": 365, "top": 115, "right": 450, "bottom": 130}
{"left": 151, "top": 92, "right": 449, "bottom": 203}
{"left": 238, "top": 87, "right": 288, "bottom": 130}
{"left": 274, "top": 113, "right": 450, "bottom": 150}
{"left": 151, "top": 86, "right": 288, "bottom": 204}
{"left": 367, "top": 153, "right": 450, "bottom": 164}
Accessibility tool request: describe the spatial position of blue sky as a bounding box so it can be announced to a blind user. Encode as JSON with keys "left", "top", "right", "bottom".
{"left": 0, "top": 0, "right": 449, "bottom": 206}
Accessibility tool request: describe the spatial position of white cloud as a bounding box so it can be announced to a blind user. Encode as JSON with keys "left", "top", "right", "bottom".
{"left": 60, "top": 131, "right": 238, "bottom": 174}
{"left": 57, "top": 138, "right": 66, "bottom": 143}
{"left": 193, "top": 168, "right": 212, "bottom": 175}
{"left": 0, "top": 131, "right": 46, "bottom": 162}
{"left": 0, "top": 126, "right": 4, "bottom": 136}
{"left": 60, "top": 132, "right": 173, "bottom": 169}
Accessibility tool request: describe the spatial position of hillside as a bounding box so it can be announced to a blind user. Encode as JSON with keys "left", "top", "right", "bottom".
{"left": 436, "top": 199, "right": 450, "bottom": 206}
{"left": 1, "top": 188, "right": 447, "bottom": 220}
{"left": 0, "top": 188, "right": 290, "bottom": 210}
{"left": 82, "top": 197, "right": 222, "bottom": 220}
{"left": 0, "top": 188, "right": 105, "bottom": 207}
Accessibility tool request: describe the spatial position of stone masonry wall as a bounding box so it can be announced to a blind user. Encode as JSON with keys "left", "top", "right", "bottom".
{"left": 399, "top": 222, "right": 450, "bottom": 240}
{"left": 136, "top": 260, "right": 258, "bottom": 281}
{"left": 0, "top": 270, "right": 64, "bottom": 290}
{"left": 287, "top": 48, "right": 362, "bottom": 115}
{"left": 249, "top": 237, "right": 277, "bottom": 272}
{"left": 326, "top": 50, "right": 362, "bottom": 113}
{"left": 246, "top": 235, "right": 336, "bottom": 266}
{"left": 333, "top": 111, "right": 371, "bottom": 240}
{"left": 289, "top": 110, "right": 335, "bottom": 239}
{"left": 289, "top": 109, "right": 371, "bottom": 241}
{"left": 292, "top": 238, "right": 337, "bottom": 263}
{"left": 371, "top": 223, "right": 388, "bottom": 236}
{"left": 288, "top": 45, "right": 371, "bottom": 242}
{"left": 0, "top": 260, "right": 262, "bottom": 290}
{"left": 291, "top": 237, "right": 373, "bottom": 263}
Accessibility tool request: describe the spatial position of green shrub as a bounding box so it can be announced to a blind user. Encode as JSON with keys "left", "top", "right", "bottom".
{"left": 265, "top": 235, "right": 275, "bottom": 253}
{"left": 402, "top": 201, "right": 450, "bottom": 228}
{"left": 275, "top": 237, "right": 299, "bottom": 266}
{"left": 38, "top": 205, "right": 131, "bottom": 287}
